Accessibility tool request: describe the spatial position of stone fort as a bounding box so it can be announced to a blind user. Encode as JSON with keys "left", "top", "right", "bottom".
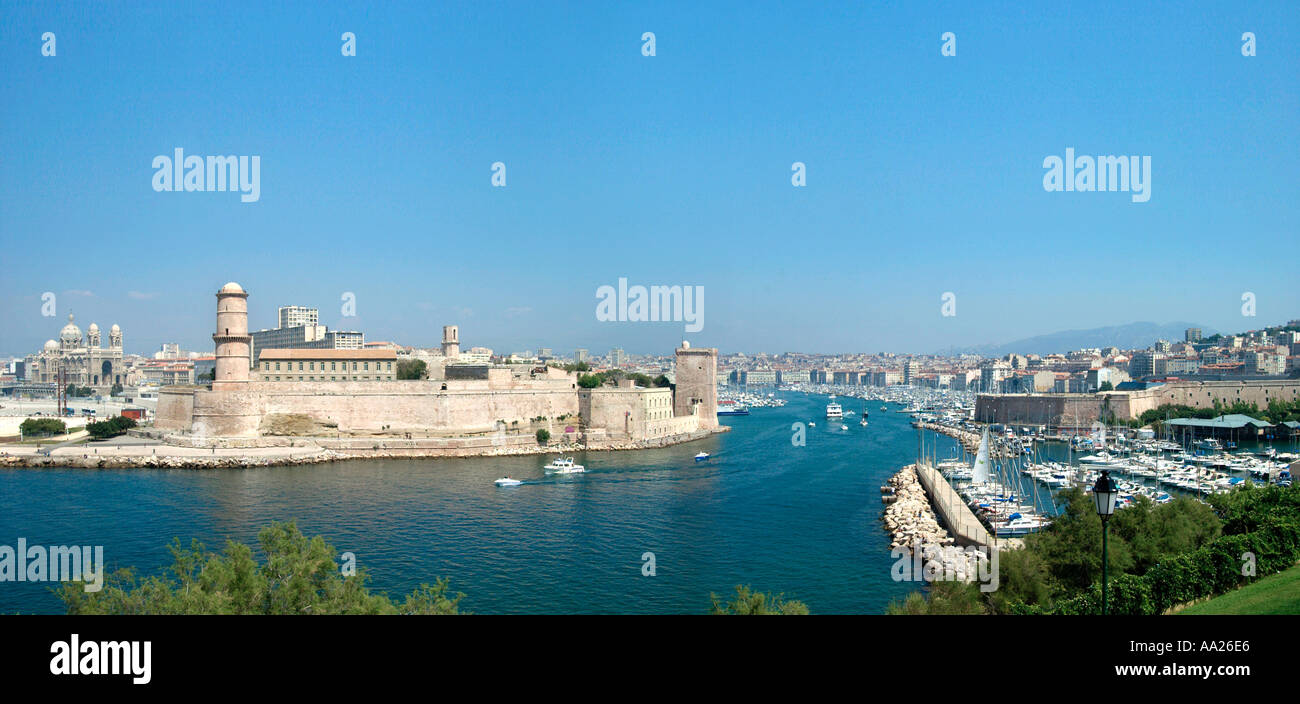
{"left": 155, "top": 283, "right": 721, "bottom": 446}
{"left": 974, "top": 379, "right": 1300, "bottom": 428}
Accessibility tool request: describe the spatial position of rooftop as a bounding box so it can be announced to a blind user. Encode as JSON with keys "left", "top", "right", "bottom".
{"left": 1165, "top": 414, "right": 1274, "bottom": 430}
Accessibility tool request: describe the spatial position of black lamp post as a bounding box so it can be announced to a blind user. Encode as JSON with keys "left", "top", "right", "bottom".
{"left": 1092, "top": 468, "right": 1119, "bottom": 614}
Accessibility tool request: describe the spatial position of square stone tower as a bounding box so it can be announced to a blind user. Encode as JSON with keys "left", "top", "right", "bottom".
{"left": 673, "top": 342, "right": 718, "bottom": 429}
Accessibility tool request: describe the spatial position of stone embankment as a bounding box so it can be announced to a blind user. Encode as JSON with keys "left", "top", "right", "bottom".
{"left": 0, "top": 449, "right": 347, "bottom": 469}
{"left": 0, "top": 428, "right": 728, "bottom": 469}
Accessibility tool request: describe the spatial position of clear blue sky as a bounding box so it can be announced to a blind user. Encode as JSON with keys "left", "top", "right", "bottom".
{"left": 2, "top": 1, "right": 1297, "bottom": 357}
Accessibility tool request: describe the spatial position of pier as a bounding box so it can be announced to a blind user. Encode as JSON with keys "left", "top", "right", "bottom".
{"left": 913, "top": 461, "right": 1022, "bottom": 550}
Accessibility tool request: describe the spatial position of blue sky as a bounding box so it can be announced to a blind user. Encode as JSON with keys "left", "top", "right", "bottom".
{"left": 2, "top": 1, "right": 1297, "bottom": 357}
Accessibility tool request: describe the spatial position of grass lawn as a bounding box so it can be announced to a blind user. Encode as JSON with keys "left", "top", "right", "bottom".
{"left": 1177, "top": 564, "right": 1300, "bottom": 615}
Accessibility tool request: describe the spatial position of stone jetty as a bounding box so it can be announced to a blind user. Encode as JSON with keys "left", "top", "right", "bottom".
{"left": 882, "top": 464, "right": 990, "bottom": 582}
{"left": 882, "top": 464, "right": 953, "bottom": 551}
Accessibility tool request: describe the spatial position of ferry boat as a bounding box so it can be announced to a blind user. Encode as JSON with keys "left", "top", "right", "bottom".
{"left": 716, "top": 400, "right": 751, "bottom": 416}
{"left": 826, "top": 402, "right": 843, "bottom": 419}
{"left": 543, "top": 456, "right": 586, "bottom": 474}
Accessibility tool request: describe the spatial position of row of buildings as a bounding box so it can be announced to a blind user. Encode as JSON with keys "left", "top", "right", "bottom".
{"left": 721, "top": 325, "right": 1300, "bottom": 394}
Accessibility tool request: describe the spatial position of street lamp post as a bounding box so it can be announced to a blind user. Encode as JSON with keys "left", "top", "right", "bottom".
{"left": 1092, "top": 468, "right": 1119, "bottom": 614}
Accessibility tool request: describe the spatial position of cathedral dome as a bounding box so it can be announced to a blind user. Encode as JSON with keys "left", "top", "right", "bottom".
{"left": 59, "top": 314, "right": 82, "bottom": 344}
{"left": 110, "top": 323, "right": 120, "bottom": 333}
{"left": 219, "top": 282, "right": 245, "bottom": 294}
{"left": 43, "top": 339, "right": 58, "bottom": 352}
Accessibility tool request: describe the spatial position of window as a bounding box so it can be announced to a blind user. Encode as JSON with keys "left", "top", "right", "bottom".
{"left": 298, "top": 362, "right": 304, "bottom": 371}
{"left": 364, "top": 362, "right": 369, "bottom": 370}
{"left": 331, "top": 362, "right": 336, "bottom": 371}
{"left": 275, "top": 362, "right": 281, "bottom": 371}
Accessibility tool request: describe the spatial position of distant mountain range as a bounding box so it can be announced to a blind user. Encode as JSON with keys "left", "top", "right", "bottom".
{"left": 938, "top": 321, "right": 1215, "bottom": 358}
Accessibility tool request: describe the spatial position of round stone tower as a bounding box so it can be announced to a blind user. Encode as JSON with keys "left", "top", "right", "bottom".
{"left": 213, "top": 282, "right": 251, "bottom": 386}
{"left": 441, "top": 325, "right": 460, "bottom": 360}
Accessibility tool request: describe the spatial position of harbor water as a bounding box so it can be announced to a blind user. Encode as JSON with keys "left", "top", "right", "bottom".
{"left": 0, "top": 392, "right": 961, "bottom": 614}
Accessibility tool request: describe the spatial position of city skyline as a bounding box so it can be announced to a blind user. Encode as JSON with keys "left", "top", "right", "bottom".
{"left": 3, "top": 2, "right": 1297, "bottom": 356}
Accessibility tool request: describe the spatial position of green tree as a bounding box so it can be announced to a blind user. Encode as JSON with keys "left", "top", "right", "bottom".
{"left": 57, "top": 522, "right": 464, "bottom": 615}
{"left": 709, "top": 585, "right": 809, "bottom": 615}
{"left": 535, "top": 429, "right": 551, "bottom": 444}
{"left": 20, "top": 417, "right": 66, "bottom": 437}
{"left": 1098, "top": 381, "right": 1114, "bottom": 392}
{"left": 396, "top": 359, "right": 428, "bottom": 380}
{"left": 577, "top": 373, "right": 604, "bottom": 388}
{"left": 110, "top": 382, "right": 124, "bottom": 395}
{"left": 85, "top": 415, "right": 136, "bottom": 440}
{"left": 887, "top": 580, "right": 986, "bottom": 615}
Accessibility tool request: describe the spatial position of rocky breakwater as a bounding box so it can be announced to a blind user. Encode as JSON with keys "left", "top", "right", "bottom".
{"left": 881, "top": 464, "right": 990, "bottom": 584}
{"left": 917, "top": 421, "right": 1013, "bottom": 459}
{"left": 882, "top": 464, "right": 952, "bottom": 551}
{"left": 0, "top": 449, "right": 347, "bottom": 469}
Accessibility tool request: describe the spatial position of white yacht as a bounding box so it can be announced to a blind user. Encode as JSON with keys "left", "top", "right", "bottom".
{"left": 543, "top": 456, "right": 586, "bottom": 474}
{"left": 826, "top": 402, "right": 843, "bottom": 419}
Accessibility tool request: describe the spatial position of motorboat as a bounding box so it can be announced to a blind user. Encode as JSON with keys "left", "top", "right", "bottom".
{"left": 840, "top": 424, "right": 848, "bottom": 430}
{"left": 543, "top": 456, "right": 586, "bottom": 474}
{"left": 694, "top": 452, "right": 710, "bottom": 462}
{"left": 494, "top": 477, "right": 522, "bottom": 486}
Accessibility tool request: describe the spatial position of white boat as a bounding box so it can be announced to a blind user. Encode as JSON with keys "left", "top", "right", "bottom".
{"left": 694, "top": 452, "right": 710, "bottom": 462}
{"left": 826, "top": 402, "right": 843, "bottom": 419}
{"left": 494, "top": 477, "right": 522, "bottom": 486}
{"left": 859, "top": 417, "right": 868, "bottom": 427}
{"left": 543, "top": 456, "right": 586, "bottom": 474}
{"left": 840, "top": 424, "right": 848, "bottom": 430}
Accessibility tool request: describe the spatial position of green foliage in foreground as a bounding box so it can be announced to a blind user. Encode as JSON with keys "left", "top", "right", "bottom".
{"left": 709, "top": 585, "right": 809, "bottom": 615}
{"left": 887, "top": 580, "right": 986, "bottom": 615}
{"left": 57, "top": 522, "right": 464, "bottom": 615}
{"left": 1177, "top": 564, "right": 1300, "bottom": 615}
{"left": 892, "top": 484, "right": 1300, "bottom": 615}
